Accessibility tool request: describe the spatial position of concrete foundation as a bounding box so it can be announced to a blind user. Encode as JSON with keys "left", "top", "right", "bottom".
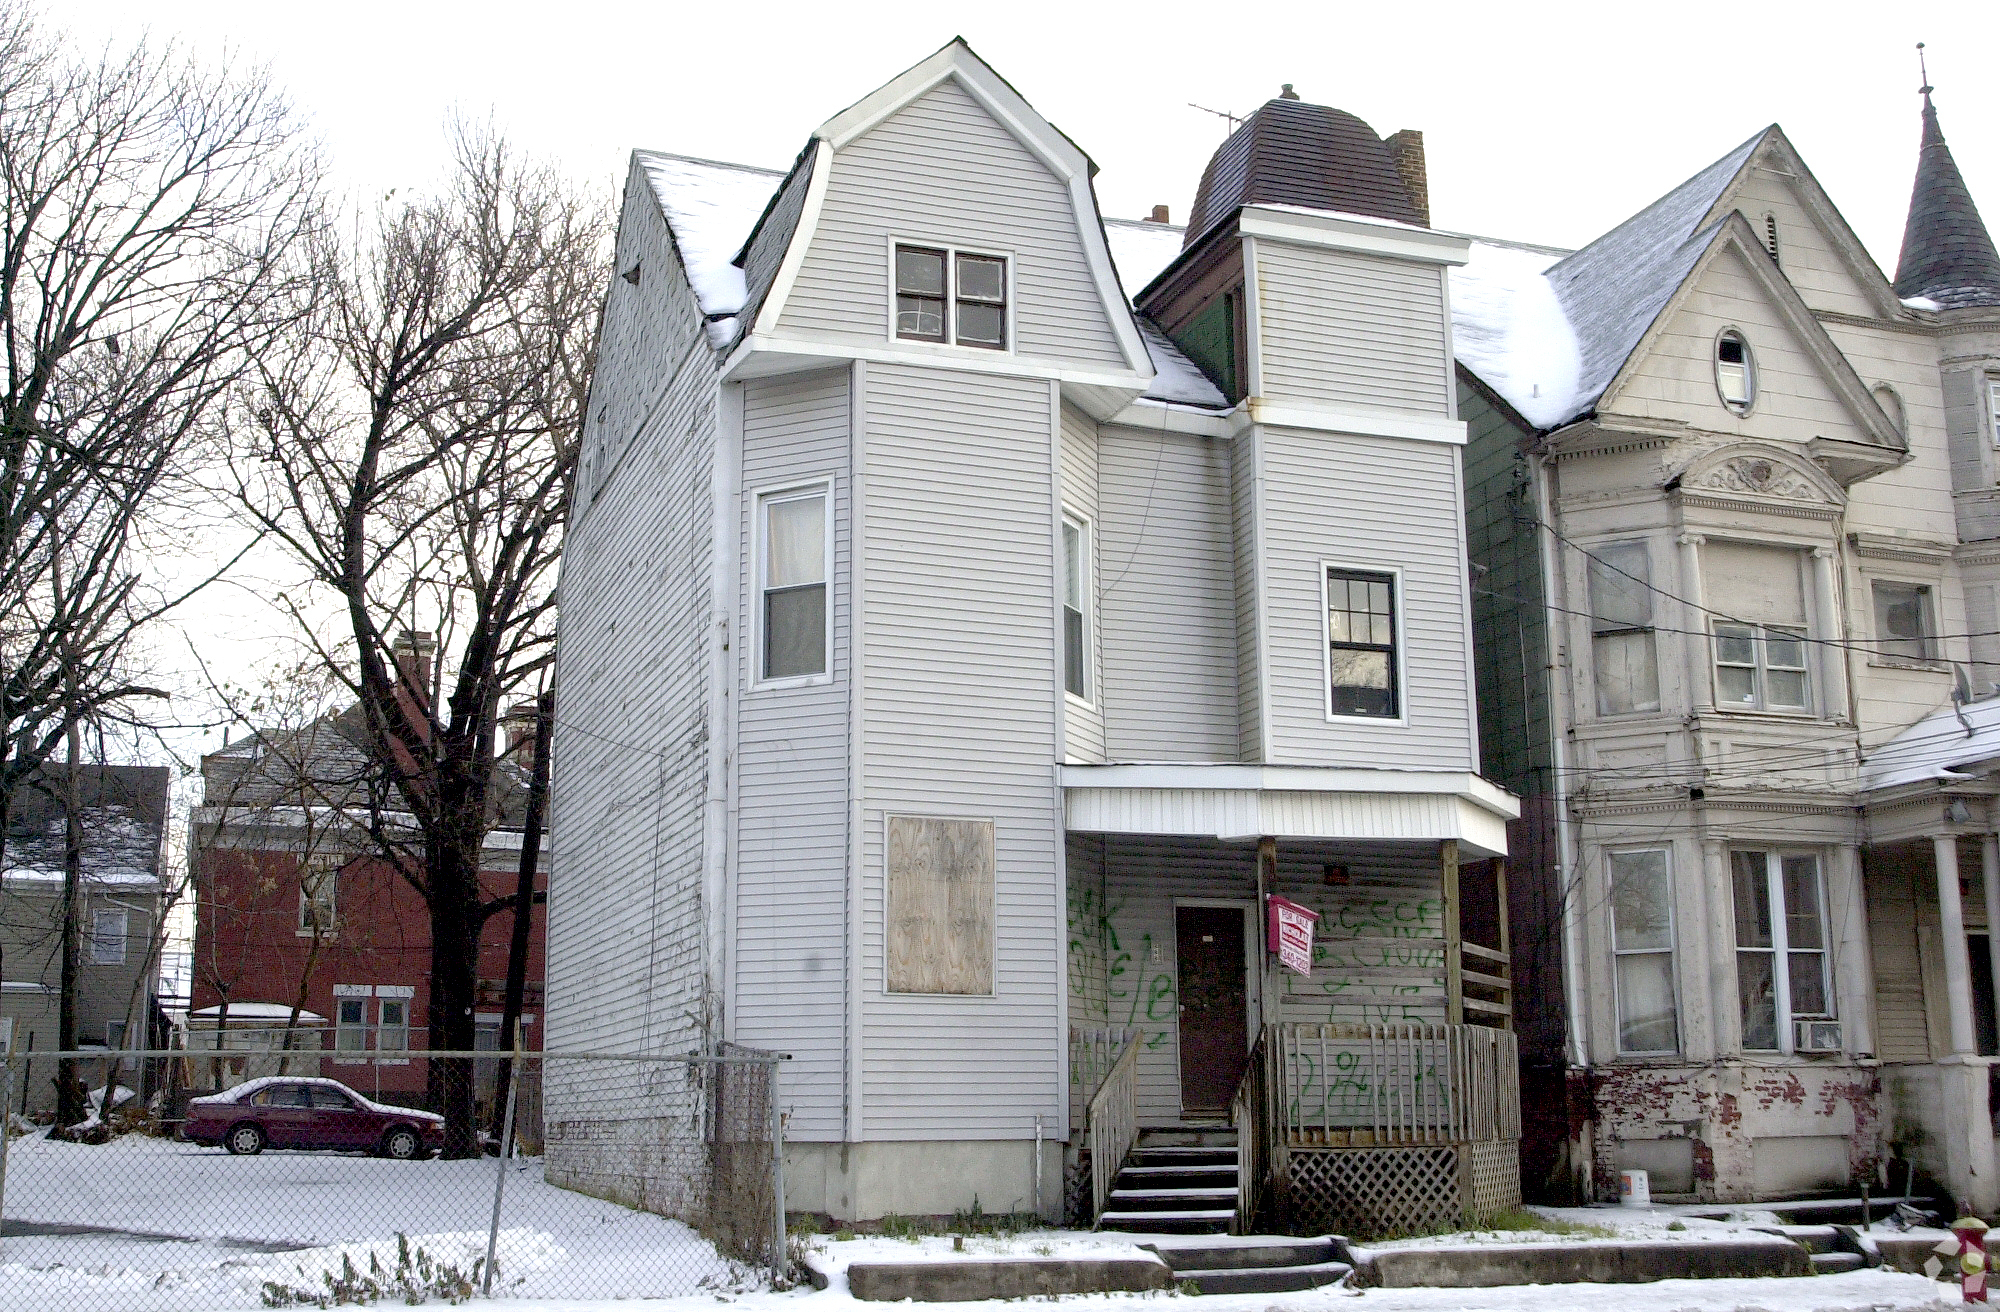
{"left": 845, "top": 1256, "right": 1171, "bottom": 1301}
{"left": 784, "top": 1140, "right": 1065, "bottom": 1222}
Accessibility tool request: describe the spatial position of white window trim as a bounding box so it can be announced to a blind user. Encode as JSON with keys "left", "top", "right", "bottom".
{"left": 1585, "top": 538, "right": 1662, "bottom": 719}
{"left": 375, "top": 996, "right": 411, "bottom": 1065}
{"left": 1711, "top": 619, "right": 1813, "bottom": 716}
{"left": 1867, "top": 575, "right": 1945, "bottom": 669}
{"left": 1733, "top": 849, "right": 1833, "bottom": 1056}
{"left": 296, "top": 856, "right": 339, "bottom": 939}
{"left": 884, "top": 235, "right": 1017, "bottom": 355}
{"left": 1320, "top": 560, "right": 1408, "bottom": 726}
{"left": 1987, "top": 375, "right": 2000, "bottom": 448}
{"left": 332, "top": 995, "right": 370, "bottom": 1063}
{"left": 87, "top": 907, "right": 127, "bottom": 965}
{"left": 1714, "top": 326, "right": 1758, "bottom": 416}
{"left": 1607, "top": 846, "right": 1680, "bottom": 1057}
{"left": 1061, "top": 508, "right": 1094, "bottom": 709}
{"left": 750, "top": 480, "right": 834, "bottom": 691}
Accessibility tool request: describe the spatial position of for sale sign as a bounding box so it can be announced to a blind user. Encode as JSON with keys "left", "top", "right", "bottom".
{"left": 1267, "top": 895, "right": 1318, "bottom": 977}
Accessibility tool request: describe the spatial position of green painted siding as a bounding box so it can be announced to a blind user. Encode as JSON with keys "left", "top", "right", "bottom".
{"left": 1177, "top": 294, "right": 1238, "bottom": 401}
{"left": 1460, "top": 376, "right": 1551, "bottom": 792}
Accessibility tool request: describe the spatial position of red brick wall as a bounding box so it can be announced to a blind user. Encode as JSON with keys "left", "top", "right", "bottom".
{"left": 191, "top": 843, "right": 545, "bottom": 1096}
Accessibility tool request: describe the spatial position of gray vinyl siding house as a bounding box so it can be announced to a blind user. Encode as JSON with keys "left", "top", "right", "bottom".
{"left": 545, "top": 42, "right": 1520, "bottom": 1226}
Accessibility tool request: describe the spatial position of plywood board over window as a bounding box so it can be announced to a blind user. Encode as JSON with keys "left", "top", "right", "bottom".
{"left": 886, "top": 816, "right": 995, "bottom": 995}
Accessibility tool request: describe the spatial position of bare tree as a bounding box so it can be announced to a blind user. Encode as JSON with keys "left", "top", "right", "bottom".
{"left": 0, "top": 3, "right": 321, "bottom": 1127}
{"left": 227, "top": 128, "right": 601, "bottom": 1155}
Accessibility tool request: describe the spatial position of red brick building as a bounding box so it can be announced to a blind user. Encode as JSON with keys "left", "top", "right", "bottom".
{"left": 188, "top": 639, "right": 545, "bottom": 1101}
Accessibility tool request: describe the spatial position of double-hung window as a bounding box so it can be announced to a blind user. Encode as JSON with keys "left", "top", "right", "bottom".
{"left": 759, "top": 487, "right": 829, "bottom": 682}
{"left": 1731, "top": 851, "right": 1831, "bottom": 1052}
{"left": 1872, "top": 580, "right": 1936, "bottom": 662}
{"left": 88, "top": 908, "right": 127, "bottom": 965}
{"left": 377, "top": 998, "right": 408, "bottom": 1053}
{"left": 1713, "top": 622, "right": 1809, "bottom": 711}
{"left": 1588, "top": 542, "right": 1660, "bottom": 715}
{"left": 335, "top": 997, "right": 368, "bottom": 1052}
{"left": 1325, "top": 568, "right": 1398, "bottom": 718}
{"left": 1988, "top": 376, "right": 2000, "bottom": 447}
{"left": 894, "top": 245, "right": 1007, "bottom": 349}
{"left": 298, "top": 856, "right": 338, "bottom": 936}
{"left": 1061, "top": 514, "right": 1090, "bottom": 701}
{"left": 1609, "top": 848, "right": 1678, "bottom": 1054}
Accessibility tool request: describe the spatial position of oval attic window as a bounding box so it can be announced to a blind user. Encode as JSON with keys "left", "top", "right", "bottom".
{"left": 1715, "top": 330, "right": 1755, "bottom": 414}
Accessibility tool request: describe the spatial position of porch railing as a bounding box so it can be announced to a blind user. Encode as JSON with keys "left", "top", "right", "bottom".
{"left": 1073, "top": 1027, "right": 1140, "bottom": 1225}
{"left": 1272, "top": 1021, "right": 1518, "bottom": 1147}
{"left": 1230, "top": 1029, "right": 1274, "bottom": 1234}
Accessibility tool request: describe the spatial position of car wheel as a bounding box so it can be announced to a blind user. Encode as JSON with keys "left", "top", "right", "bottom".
{"left": 225, "top": 1123, "right": 265, "bottom": 1156}
{"left": 381, "top": 1127, "right": 424, "bottom": 1160}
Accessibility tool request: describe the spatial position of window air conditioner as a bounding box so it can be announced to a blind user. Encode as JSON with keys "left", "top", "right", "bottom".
{"left": 1795, "top": 1019, "right": 1842, "bottom": 1054}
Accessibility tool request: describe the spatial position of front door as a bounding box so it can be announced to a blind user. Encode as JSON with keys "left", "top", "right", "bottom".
{"left": 1176, "top": 905, "right": 1249, "bottom": 1117}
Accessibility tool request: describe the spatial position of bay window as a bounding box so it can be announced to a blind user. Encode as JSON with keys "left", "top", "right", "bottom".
{"left": 1704, "top": 541, "right": 1812, "bottom": 713}
{"left": 1732, "top": 850, "right": 1831, "bottom": 1052}
{"left": 1588, "top": 541, "right": 1660, "bottom": 715}
{"left": 1610, "top": 848, "right": 1679, "bottom": 1054}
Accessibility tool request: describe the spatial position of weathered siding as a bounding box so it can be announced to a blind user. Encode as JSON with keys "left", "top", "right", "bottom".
{"left": 1097, "top": 423, "right": 1239, "bottom": 761}
{"left": 580, "top": 163, "right": 706, "bottom": 510}
{"left": 732, "top": 368, "right": 851, "bottom": 1139}
{"left": 1864, "top": 844, "right": 1932, "bottom": 1063}
{"left": 777, "top": 77, "right": 1126, "bottom": 370}
{"left": 546, "top": 262, "right": 715, "bottom": 1065}
{"left": 1079, "top": 837, "right": 1447, "bottom": 1124}
{"left": 1058, "top": 402, "right": 1105, "bottom": 762}
{"left": 858, "top": 362, "right": 1062, "bottom": 1139}
{"left": 1259, "top": 425, "right": 1478, "bottom": 769}
{"left": 1252, "top": 241, "right": 1449, "bottom": 414}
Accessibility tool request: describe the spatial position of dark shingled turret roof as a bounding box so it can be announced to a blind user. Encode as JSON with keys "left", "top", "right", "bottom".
{"left": 1183, "top": 96, "right": 1422, "bottom": 249}
{"left": 1894, "top": 91, "right": 2000, "bottom": 310}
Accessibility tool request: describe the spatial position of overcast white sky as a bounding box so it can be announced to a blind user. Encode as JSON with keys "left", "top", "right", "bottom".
{"left": 62, "top": 0, "right": 2000, "bottom": 268}
{"left": 43, "top": 0, "right": 2000, "bottom": 768}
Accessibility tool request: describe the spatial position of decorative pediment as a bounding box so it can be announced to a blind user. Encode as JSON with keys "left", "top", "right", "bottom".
{"left": 1672, "top": 443, "right": 1845, "bottom": 516}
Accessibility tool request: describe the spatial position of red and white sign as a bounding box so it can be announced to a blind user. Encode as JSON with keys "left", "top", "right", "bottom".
{"left": 1267, "top": 896, "right": 1318, "bottom": 977}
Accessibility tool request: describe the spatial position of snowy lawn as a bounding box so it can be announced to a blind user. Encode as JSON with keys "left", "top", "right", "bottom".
{"left": 0, "top": 1130, "right": 751, "bottom": 1311}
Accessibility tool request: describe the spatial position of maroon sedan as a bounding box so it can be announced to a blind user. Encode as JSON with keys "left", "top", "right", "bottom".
{"left": 184, "top": 1077, "right": 444, "bottom": 1159}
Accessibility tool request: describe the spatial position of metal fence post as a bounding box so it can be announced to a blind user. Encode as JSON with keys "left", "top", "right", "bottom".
{"left": 0, "top": 1046, "right": 15, "bottom": 1259}
{"left": 483, "top": 1023, "right": 524, "bottom": 1296}
{"left": 769, "top": 1060, "right": 786, "bottom": 1286}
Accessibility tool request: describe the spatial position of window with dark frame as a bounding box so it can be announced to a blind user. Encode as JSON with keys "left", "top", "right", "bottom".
{"left": 1326, "top": 568, "right": 1398, "bottom": 718}
{"left": 1872, "top": 580, "right": 1936, "bottom": 662}
{"left": 894, "top": 244, "right": 1007, "bottom": 349}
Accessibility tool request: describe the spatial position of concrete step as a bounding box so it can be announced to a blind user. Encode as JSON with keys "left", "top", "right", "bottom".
{"left": 1811, "top": 1251, "right": 1867, "bottom": 1275}
{"left": 1098, "top": 1208, "right": 1236, "bottom": 1233}
{"left": 1174, "top": 1260, "right": 1352, "bottom": 1294}
{"left": 1751, "top": 1224, "right": 1839, "bottom": 1253}
{"left": 1147, "top": 1239, "right": 1340, "bottom": 1271}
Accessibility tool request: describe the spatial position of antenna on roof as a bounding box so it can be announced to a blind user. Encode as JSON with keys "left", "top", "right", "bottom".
{"left": 1917, "top": 42, "right": 1933, "bottom": 98}
{"left": 1188, "top": 102, "right": 1243, "bottom": 134}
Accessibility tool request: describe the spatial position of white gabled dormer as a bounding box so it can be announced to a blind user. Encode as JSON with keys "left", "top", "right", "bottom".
{"left": 720, "top": 39, "right": 1154, "bottom": 417}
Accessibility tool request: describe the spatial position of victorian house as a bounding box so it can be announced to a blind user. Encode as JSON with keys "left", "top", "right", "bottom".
{"left": 546, "top": 43, "right": 1521, "bottom": 1235}
{"left": 1459, "top": 87, "right": 2000, "bottom": 1211}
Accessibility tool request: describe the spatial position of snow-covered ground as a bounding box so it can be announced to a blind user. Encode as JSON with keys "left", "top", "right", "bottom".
{"left": 0, "top": 1131, "right": 749, "bottom": 1311}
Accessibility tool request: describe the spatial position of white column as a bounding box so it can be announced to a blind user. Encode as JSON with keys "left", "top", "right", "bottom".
{"left": 1831, "top": 843, "right": 1874, "bottom": 1056}
{"left": 1811, "top": 547, "right": 1849, "bottom": 722}
{"left": 1679, "top": 534, "right": 1711, "bottom": 714}
{"left": 1932, "top": 833, "right": 1997, "bottom": 1213}
{"left": 1935, "top": 835, "right": 1979, "bottom": 1056}
{"left": 1704, "top": 838, "right": 1738, "bottom": 1056}
{"left": 1984, "top": 835, "right": 2000, "bottom": 1037}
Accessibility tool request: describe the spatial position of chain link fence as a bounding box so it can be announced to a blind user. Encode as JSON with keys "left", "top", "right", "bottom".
{"left": 0, "top": 1046, "right": 786, "bottom": 1311}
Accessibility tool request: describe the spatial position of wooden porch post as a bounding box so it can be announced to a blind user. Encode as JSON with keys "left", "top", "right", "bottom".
{"left": 1495, "top": 859, "right": 1512, "bottom": 1031}
{"left": 1443, "top": 839, "right": 1463, "bottom": 1026}
{"left": 1255, "top": 837, "right": 1275, "bottom": 1034}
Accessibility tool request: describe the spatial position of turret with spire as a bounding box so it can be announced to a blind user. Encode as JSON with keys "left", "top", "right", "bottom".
{"left": 1894, "top": 49, "right": 2000, "bottom": 310}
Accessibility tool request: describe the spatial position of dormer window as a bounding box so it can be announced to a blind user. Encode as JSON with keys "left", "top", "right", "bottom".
{"left": 1715, "top": 330, "right": 1756, "bottom": 414}
{"left": 895, "top": 245, "right": 1008, "bottom": 349}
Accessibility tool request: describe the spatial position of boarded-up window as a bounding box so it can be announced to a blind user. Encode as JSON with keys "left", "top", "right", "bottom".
{"left": 886, "top": 816, "right": 994, "bottom": 995}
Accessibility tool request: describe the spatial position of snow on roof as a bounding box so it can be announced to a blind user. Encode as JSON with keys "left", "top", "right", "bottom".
{"left": 1448, "top": 238, "right": 1580, "bottom": 430}
{"left": 189, "top": 1003, "right": 328, "bottom": 1022}
{"left": 1448, "top": 131, "right": 1764, "bottom": 433}
{"left": 1104, "top": 218, "right": 1186, "bottom": 296}
{"left": 1862, "top": 696, "right": 2000, "bottom": 792}
{"left": 1900, "top": 295, "right": 1943, "bottom": 312}
{"left": 635, "top": 151, "right": 784, "bottom": 319}
{"left": 1136, "top": 318, "right": 1227, "bottom": 408}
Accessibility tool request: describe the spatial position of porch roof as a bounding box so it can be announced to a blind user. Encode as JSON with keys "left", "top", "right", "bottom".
{"left": 1861, "top": 696, "right": 2000, "bottom": 793}
{"left": 1058, "top": 765, "right": 1518, "bottom": 856}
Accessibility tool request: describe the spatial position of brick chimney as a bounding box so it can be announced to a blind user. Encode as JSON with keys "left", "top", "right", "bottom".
{"left": 1384, "top": 129, "right": 1430, "bottom": 227}
{"left": 391, "top": 630, "right": 436, "bottom": 701}
{"left": 1148, "top": 205, "right": 1170, "bottom": 223}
